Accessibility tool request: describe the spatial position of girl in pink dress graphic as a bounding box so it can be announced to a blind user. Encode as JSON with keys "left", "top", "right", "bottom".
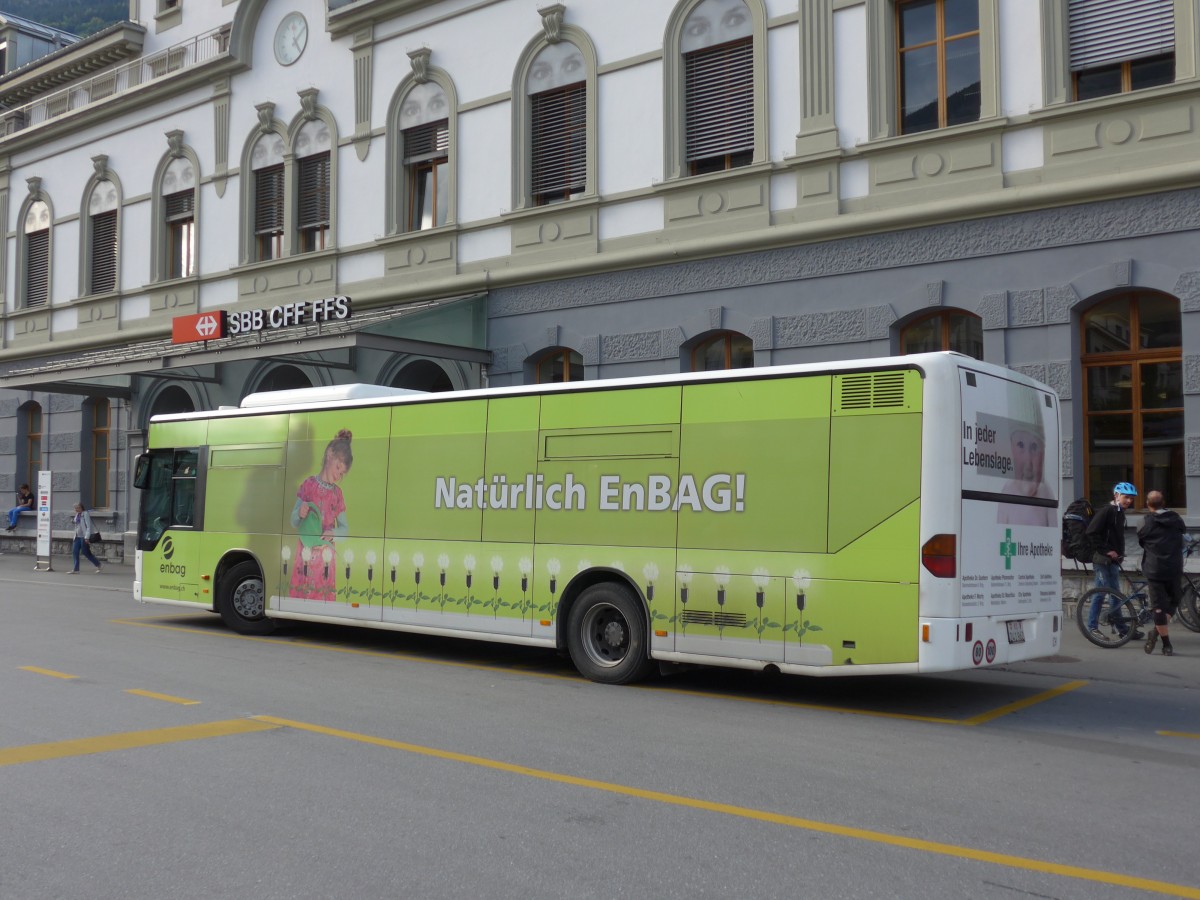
{"left": 290, "top": 429, "right": 352, "bottom": 602}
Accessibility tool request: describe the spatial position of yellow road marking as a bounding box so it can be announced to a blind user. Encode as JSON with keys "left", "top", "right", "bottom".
{"left": 0, "top": 719, "right": 278, "bottom": 768}
{"left": 19, "top": 666, "right": 78, "bottom": 680}
{"left": 1157, "top": 730, "right": 1200, "bottom": 740}
{"left": 958, "top": 680, "right": 1088, "bottom": 726}
{"left": 254, "top": 714, "right": 1200, "bottom": 899}
{"left": 124, "top": 689, "right": 201, "bottom": 706}
{"left": 115, "top": 617, "right": 1079, "bottom": 725}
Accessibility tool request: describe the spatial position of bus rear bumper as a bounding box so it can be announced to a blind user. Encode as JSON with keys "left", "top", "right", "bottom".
{"left": 918, "top": 610, "right": 1061, "bottom": 672}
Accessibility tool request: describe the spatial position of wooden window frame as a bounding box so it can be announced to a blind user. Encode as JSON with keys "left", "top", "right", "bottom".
{"left": 898, "top": 309, "right": 983, "bottom": 358}
{"left": 895, "top": 0, "right": 981, "bottom": 134}
{"left": 403, "top": 118, "right": 449, "bottom": 232}
{"left": 254, "top": 163, "right": 285, "bottom": 261}
{"left": 90, "top": 399, "right": 111, "bottom": 509}
{"left": 684, "top": 36, "right": 754, "bottom": 175}
{"left": 297, "top": 151, "right": 331, "bottom": 253}
{"left": 690, "top": 331, "right": 754, "bottom": 371}
{"left": 26, "top": 404, "right": 42, "bottom": 490}
{"left": 530, "top": 83, "right": 587, "bottom": 206}
{"left": 535, "top": 349, "right": 584, "bottom": 384}
{"left": 1080, "top": 295, "right": 1183, "bottom": 509}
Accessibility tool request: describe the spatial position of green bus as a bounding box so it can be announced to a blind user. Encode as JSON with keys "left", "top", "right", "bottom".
{"left": 133, "top": 351, "right": 1062, "bottom": 683}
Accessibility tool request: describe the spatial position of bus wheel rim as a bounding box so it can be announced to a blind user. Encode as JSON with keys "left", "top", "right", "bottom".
{"left": 580, "top": 603, "right": 629, "bottom": 668}
{"left": 232, "top": 578, "right": 265, "bottom": 619}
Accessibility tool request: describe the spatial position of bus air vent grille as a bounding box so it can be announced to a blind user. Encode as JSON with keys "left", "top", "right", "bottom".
{"left": 840, "top": 373, "right": 906, "bottom": 410}
{"left": 681, "top": 610, "right": 748, "bottom": 629}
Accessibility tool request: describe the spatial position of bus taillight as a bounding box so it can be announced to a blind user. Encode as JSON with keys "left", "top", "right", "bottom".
{"left": 921, "top": 534, "right": 956, "bottom": 578}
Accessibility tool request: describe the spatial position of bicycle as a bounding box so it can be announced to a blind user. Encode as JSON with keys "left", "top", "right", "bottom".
{"left": 1177, "top": 537, "right": 1200, "bottom": 633}
{"left": 1076, "top": 574, "right": 1154, "bottom": 649}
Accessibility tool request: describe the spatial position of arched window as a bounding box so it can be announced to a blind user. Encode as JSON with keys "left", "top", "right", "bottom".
{"left": 22, "top": 199, "right": 51, "bottom": 308}
{"left": 527, "top": 41, "right": 587, "bottom": 205}
{"left": 161, "top": 156, "right": 197, "bottom": 279}
{"left": 86, "top": 179, "right": 119, "bottom": 294}
{"left": 899, "top": 309, "right": 983, "bottom": 359}
{"left": 399, "top": 82, "right": 450, "bottom": 231}
{"left": 84, "top": 398, "right": 110, "bottom": 509}
{"left": 295, "top": 119, "right": 332, "bottom": 252}
{"left": 251, "top": 132, "right": 286, "bottom": 260}
{"left": 1082, "top": 292, "right": 1183, "bottom": 507}
{"left": 681, "top": 0, "right": 754, "bottom": 174}
{"left": 535, "top": 349, "right": 583, "bottom": 383}
{"left": 691, "top": 331, "right": 753, "bottom": 371}
{"left": 391, "top": 360, "right": 452, "bottom": 392}
{"left": 148, "top": 385, "right": 195, "bottom": 422}
{"left": 256, "top": 365, "right": 313, "bottom": 393}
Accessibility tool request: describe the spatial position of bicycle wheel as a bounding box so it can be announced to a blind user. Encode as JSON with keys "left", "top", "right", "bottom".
{"left": 1076, "top": 587, "right": 1138, "bottom": 648}
{"left": 1177, "top": 581, "right": 1200, "bottom": 633}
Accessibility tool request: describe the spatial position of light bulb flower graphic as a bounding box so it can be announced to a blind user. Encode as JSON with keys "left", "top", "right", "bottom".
{"left": 322, "top": 545, "right": 333, "bottom": 578}
{"left": 438, "top": 552, "right": 449, "bottom": 587}
{"left": 413, "top": 551, "right": 425, "bottom": 585}
{"left": 366, "top": 550, "right": 377, "bottom": 582}
{"left": 518, "top": 556, "right": 532, "bottom": 593}
{"left": 343, "top": 548, "right": 354, "bottom": 580}
{"left": 713, "top": 566, "right": 731, "bottom": 606}
{"left": 792, "top": 568, "right": 810, "bottom": 611}
{"left": 491, "top": 555, "right": 504, "bottom": 590}
{"left": 301, "top": 545, "right": 312, "bottom": 576}
{"left": 643, "top": 562, "right": 659, "bottom": 602}
{"left": 547, "top": 558, "right": 561, "bottom": 594}
{"left": 281, "top": 545, "right": 291, "bottom": 575}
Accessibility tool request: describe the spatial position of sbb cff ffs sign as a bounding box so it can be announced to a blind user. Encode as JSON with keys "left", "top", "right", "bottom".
{"left": 171, "top": 297, "right": 352, "bottom": 345}
{"left": 172, "top": 311, "right": 227, "bottom": 344}
{"left": 228, "top": 296, "right": 351, "bottom": 334}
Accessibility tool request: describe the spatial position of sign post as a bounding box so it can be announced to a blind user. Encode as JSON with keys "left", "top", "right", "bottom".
{"left": 34, "top": 469, "right": 52, "bottom": 571}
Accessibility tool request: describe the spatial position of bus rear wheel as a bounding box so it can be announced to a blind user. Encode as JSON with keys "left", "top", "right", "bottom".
{"left": 217, "top": 561, "right": 276, "bottom": 635}
{"left": 567, "top": 583, "right": 654, "bottom": 685}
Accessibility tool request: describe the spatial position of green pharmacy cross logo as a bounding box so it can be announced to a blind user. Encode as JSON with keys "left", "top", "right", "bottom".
{"left": 999, "top": 528, "right": 1018, "bottom": 571}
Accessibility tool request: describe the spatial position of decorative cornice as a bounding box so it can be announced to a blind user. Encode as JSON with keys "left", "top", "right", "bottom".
{"left": 255, "top": 101, "right": 275, "bottom": 133}
{"left": 539, "top": 3, "right": 566, "bottom": 43}
{"left": 408, "top": 48, "right": 431, "bottom": 84}
{"left": 298, "top": 88, "right": 319, "bottom": 121}
{"left": 91, "top": 153, "right": 109, "bottom": 179}
{"left": 25, "top": 175, "right": 41, "bottom": 195}
{"left": 166, "top": 128, "right": 184, "bottom": 158}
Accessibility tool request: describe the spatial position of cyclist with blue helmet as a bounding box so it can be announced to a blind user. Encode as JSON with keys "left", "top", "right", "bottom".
{"left": 1084, "top": 482, "right": 1142, "bottom": 639}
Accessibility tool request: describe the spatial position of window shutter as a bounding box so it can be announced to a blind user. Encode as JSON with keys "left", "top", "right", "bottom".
{"left": 403, "top": 119, "right": 449, "bottom": 163}
{"left": 1069, "top": 0, "right": 1174, "bottom": 71}
{"left": 255, "top": 163, "right": 284, "bottom": 235}
{"left": 530, "top": 84, "right": 586, "bottom": 200}
{"left": 297, "top": 153, "right": 330, "bottom": 229}
{"left": 90, "top": 209, "right": 118, "bottom": 294}
{"left": 25, "top": 229, "right": 49, "bottom": 307}
{"left": 164, "top": 189, "right": 194, "bottom": 222}
{"left": 684, "top": 38, "right": 754, "bottom": 163}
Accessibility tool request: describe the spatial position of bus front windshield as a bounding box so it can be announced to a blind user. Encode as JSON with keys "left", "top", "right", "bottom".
{"left": 138, "top": 448, "right": 198, "bottom": 547}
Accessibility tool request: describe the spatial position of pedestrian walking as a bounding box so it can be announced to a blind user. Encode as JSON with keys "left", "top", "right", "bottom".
{"left": 1137, "top": 490, "right": 1185, "bottom": 656}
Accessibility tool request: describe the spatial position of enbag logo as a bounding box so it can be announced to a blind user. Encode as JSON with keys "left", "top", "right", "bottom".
{"left": 162, "top": 536, "right": 175, "bottom": 560}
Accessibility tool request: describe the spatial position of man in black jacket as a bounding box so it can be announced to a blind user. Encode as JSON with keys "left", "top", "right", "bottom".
{"left": 1137, "top": 490, "right": 1187, "bottom": 656}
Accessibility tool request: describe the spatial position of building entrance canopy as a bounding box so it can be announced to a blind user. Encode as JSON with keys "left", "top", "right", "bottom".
{"left": 0, "top": 294, "right": 490, "bottom": 398}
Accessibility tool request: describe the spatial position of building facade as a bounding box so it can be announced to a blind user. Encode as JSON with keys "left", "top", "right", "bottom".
{"left": 0, "top": 0, "right": 1194, "bottom": 545}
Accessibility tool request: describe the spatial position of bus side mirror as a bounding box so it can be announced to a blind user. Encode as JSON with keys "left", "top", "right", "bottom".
{"left": 133, "top": 452, "right": 152, "bottom": 489}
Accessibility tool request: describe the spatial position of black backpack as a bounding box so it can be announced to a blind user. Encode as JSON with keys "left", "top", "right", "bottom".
{"left": 1061, "top": 498, "right": 1094, "bottom": 562}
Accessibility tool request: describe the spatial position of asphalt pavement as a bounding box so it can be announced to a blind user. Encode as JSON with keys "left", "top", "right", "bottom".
{"left": 0, "top": 546, "right": 1195, "bottom": 691}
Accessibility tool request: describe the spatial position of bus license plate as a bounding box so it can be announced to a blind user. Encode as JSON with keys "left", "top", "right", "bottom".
{"left": 1006, "top": 620, "right": 1025, "bottom": 644}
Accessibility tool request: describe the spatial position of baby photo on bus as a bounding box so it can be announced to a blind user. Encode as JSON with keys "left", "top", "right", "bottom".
{"left": 289, "top": 428, "right": 352, "bottom": 601}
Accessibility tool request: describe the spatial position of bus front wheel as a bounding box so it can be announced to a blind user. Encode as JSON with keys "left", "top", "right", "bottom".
{"left": 217, "top": 561, "right": 276, "bottom": 635}
{"left": 567, "top": 583, "right": 654, "bottom": 685}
